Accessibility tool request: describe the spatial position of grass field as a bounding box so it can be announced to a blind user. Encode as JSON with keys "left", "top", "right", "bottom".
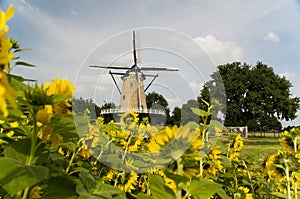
{"left": 240, "top": 137, "right": 281, "bottom": 167}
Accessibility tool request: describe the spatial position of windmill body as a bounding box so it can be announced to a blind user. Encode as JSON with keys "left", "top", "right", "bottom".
{"left": 90, "top": 31, "right": 178, "bottom": 118}
{"left": 120, "top": 70, "right": 147, "bottom": 111}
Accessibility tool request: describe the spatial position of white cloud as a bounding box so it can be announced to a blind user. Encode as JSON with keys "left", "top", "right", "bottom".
{"left": 189, "top": 81, "right": 203, "bottom": 95}
{"left": 167, "top": 98, "right": 182, "bottom": 107}
{"left": 279, "top": 71, "right": 296, "bottom": 79}
{"left": 264, "top": 32, "right": 280, "bottom": 43}
{"left": 194, "top": 35, "right": 244, "bottom": 65}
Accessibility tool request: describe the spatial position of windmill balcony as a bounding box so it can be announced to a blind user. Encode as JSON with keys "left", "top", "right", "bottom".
{"left": 100, "top": 108, "right": 166, "bottom": 115}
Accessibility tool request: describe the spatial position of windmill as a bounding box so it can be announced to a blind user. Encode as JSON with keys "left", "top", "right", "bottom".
{"left": 90, "top": 31, "right": 178, "bottom": 117}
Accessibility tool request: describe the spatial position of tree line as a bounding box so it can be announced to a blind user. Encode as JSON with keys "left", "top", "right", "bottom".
{"left": 73, "top": 61, "right": 300, "bottom": 131}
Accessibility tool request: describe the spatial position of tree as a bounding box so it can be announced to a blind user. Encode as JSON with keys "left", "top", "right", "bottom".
{"left": 99, "top": 102, "right": 116, "bottom": 123}
{"left": 146, "top": 92, "right": 171, "bottom": 125}
{"left": 181, "top": 99, "right": 200, "bottom": 125}
{"left": 167, "top": 106, "right": 182, "bottom": 126}
{"left": 146, "top": 92, "right": 169, "bottom": 110}
{"left": 146, "top": 92, "right": 170, "bottom": 114}
{"left": 72, "top": 97, "right": 101, "bottom": 117}
{"left": 202, "top": 62, "right": 300, "bottom": 131}
{"left": 197, "top": 85, "right": 210, "bottom": 111}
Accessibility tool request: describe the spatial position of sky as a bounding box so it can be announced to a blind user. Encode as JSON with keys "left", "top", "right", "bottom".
{"left": 1, "top": 0, "right": 300, "bottom": 127}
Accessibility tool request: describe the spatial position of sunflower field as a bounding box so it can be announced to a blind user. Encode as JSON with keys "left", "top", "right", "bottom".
{"left": 1, "top": 5, "right": 300, "bottom": 199}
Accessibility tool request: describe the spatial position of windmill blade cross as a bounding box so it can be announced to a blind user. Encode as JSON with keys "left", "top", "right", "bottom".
{"left": 90, "top": 65, "right": 131, "bottom": 70}
{"left": 109, "top": 71, "right": 126, "bottom": 76}
{"left": 141, "top": 67, "right": 179, "bottom": 71}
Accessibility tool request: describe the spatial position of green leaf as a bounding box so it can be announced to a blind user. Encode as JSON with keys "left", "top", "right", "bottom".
{"left": 76, "top": 185, "right": 94, "bottom": 199}
{"left": 79, "top": 172, "right": 96, "bottom": 192}
{"left": 216, "top": 189, "right": 230, "bottom": 199}
{"left": 292, "top": 172, "right": 300, "bottom": 177}
{"left": 149, "top": 174, "right": 175, "bottom": 199}
{"left": 14, "top": 61, "right": 35, "bottom": 67}
{"left": 52, "top": 94, "right": 72, "bottom": 105}
{"left": 271, "top": 192, "right": 287, "bottom": 198}
{"left": 50, "top": 114, "right": 79, "bottom": 140}
{"left": 133, "top": 160, "right": 150, "bottom": 168}
{"left": 102, "top": 154, "right": 122, "bottom": 165}
{"left": 77, "top": 184, "right": 111, "bottom": 199}
{"left": 0, "top": 133, "right": 14, "bottom": 143}
{"left": 8, "top": 73, "right": 36, "bottom": 83}
{"left": 0, "top": 158, "right": 49, "bottom": 195}
{"left": 98, "top": 184, "right": 126, "bottom": 198}
{"left": 188, "top": 178, "right": 228, "bottom": 199}
{"left": 73, "top": 115, "right": 90, "bottom": 137}
{"left": 14, "top": 48, "right": 31, "bottom": 53}
{"left": 274, "top": 164, "right": 285, "bottom": 170}
{"left": 137, "top": 193, "right": 152, "bottom": 199}
{"left": 191, "top": 108, "right": 211, "bottom": 117}
{"left": 163, "top": 170, "right": 189, "bottom": 185}
{"left": 170, "top": 149, "right": 185, "bottom": 160}
{"left": 77, "top": 183, "right": 126, "bottom": 199}
{"left": 7, "top": 74, "right": 34, "bottom": 96}
{"left": 210, "top": 120, "right": 226, "bottom": 131}
{"left": 4, "top": 139, "right": 49, "bottom": 164}
{"left": 42, "top": 176, "right": 78, "bottom": 199}
{"left": 56, "top": 142, "right": 78, "bottom": 152}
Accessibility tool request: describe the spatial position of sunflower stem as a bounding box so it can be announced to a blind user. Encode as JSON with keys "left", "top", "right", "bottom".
{"left": 284, "top": 159, "right": 291, "bottom": 199}
{"left": 22, "top": 107, "right": 39, "bottom": 199}
{"left": 199, "top": 158, "right": 203, "bottom": 177}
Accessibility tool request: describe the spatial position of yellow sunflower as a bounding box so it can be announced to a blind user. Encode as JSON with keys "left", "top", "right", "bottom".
{"left": 36, "top": 105, "right": 53, "bottom": 124}
{"left": 228, "top": 133, "right": 244, "bottom": 162}
{"left": 0, "top": 5, "right": 16, "bottom": 117}
{"left": 44, "top": 78, "right": 74, "bottom": 114}
{"left": 0, "top": 71, "right": 17, "bottom": 117}
{"left": 117, "top": 172, "right": 138, "bottom": 193}
{"left": 209, "top": 145, "right": 223, "bottom": 172}
{"left": 146, "top": 126, "right": 176, "bottom": 152}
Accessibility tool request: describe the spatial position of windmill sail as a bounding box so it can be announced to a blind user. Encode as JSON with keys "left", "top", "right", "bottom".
{"left": 90, "top": 30, "right": 178, "bottom": 116}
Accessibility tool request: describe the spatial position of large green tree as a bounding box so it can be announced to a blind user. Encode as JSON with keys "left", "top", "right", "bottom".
{"left": 72, "top": 97, "right": 101, "bottom": 117}
{"left": 146, "top": 91, "right": 170, "bottom": 124}
{"left": 200, "top": 62, "right": 300, "bottom": 131}
{"left": 146, "top": 92, "right": 170, "bottom": 116}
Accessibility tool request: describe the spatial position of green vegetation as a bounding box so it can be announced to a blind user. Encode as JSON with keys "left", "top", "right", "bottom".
{"left": 199, "top": 62, "right": 300, "bottom": 131}
{"left": 241, "top": 142, "right": 281, "bottom": 167}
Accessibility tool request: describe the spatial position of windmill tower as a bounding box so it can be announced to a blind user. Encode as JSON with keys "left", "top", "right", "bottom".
{"left": 90, "top": 31, "right": 178, "bottom": 118}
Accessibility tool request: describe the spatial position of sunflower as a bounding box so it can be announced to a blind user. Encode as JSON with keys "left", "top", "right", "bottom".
{"left": 44, "top": 78, "right": 74, "bottom": 95}
{"left": 146, "top": 126, "right": 177, "bottom": 152}
{"left": 208, "top": 145, "right": 223, "bottom": 173}
{"left": 36, "top": 105, "right": 53, "bottom": 124}
{"left": 80, "top": 141, "right": 92, "bottom": 159}
{"left": 128, "top": 137, "right": 142, "bottom": 152}
{"left": 44, "top": 78, "right": 74, "bottom": 114}
{"left": 0, "top": 4, "right": 14, "bottom": 70}
{"left": 106, "top": 169, "right": 115, "bottom": 181}
{"left": 279, "top": 132, "right": 294, "bottom": 153}
{"left": 120, "top": 111, "right": 139, "bottom": 128}
{"left": 0, "top": 5, "right": 14, "bottom": 33}
{"left": 237, "top": 186, "right": 253, "bottom": 199}
{"left": 150, "top": 170, "right": 177, "bottom": 194}
{"left": 0, "top": 71, "right": 16, "bottom": 117}
{"left": 227, "top": 133, "right": 244, "bottom": 162}
{"left": 117, "top": 172, "right": 138, "bottom": 193}
{"left": 0, "top": 5, "right": 16, "bottom": 117}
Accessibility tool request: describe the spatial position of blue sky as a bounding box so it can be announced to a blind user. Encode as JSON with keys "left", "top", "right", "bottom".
{"left": 2, "top": 0, "right": 300, "bottom": 127}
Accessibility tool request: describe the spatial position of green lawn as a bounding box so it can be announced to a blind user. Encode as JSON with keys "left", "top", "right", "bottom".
{"left": 240, "top": 142, "right": 281, "bottom": 167}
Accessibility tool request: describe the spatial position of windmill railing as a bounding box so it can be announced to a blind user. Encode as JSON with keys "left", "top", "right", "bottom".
{"left": 100, "top": 108, "right": 166, "bottom": 115}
